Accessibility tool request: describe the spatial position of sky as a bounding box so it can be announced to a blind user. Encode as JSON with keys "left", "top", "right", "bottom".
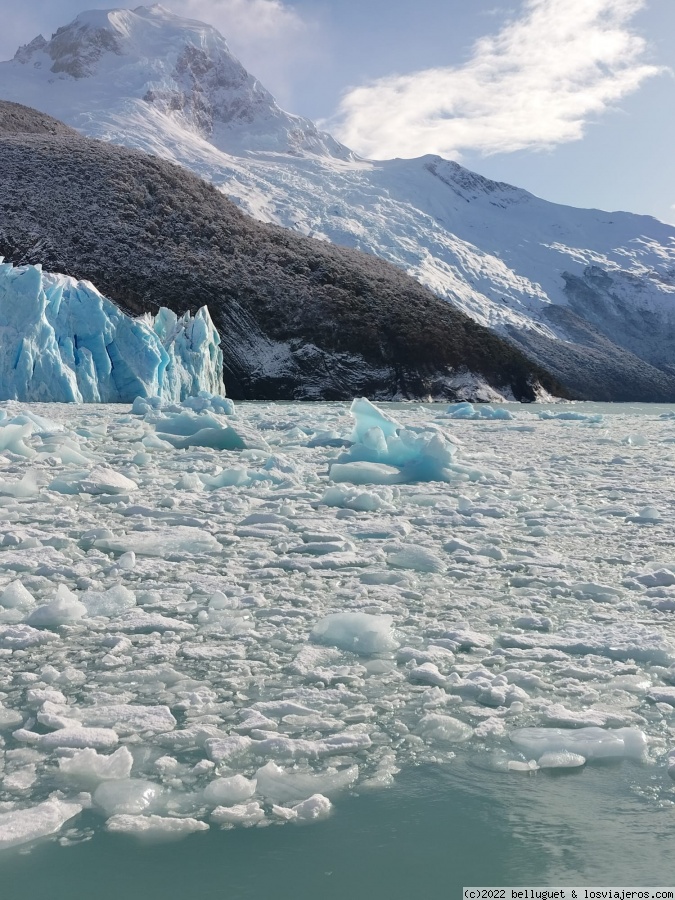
{"left": 1, "top": 0, "right": 674, "bottom": 223}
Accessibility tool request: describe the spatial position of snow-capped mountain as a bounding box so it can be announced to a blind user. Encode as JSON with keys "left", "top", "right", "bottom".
{"left": 3, "top": 4, "right": 675, "bottom": 399}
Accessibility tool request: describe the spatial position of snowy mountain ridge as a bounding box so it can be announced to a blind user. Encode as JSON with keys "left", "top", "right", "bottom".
{"left": 2, "top": 5, "right": 675, "bottom": 398}
{"left": 8, "top": 5, "right": 350, "bottom": 159}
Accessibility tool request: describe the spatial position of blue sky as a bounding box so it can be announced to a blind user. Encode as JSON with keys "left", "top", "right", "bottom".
{"left": 2, "top": 0, "right": 674, "bottom": 223}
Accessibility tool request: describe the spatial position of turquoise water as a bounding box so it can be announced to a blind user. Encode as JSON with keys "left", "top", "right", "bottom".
{"left": 3, "top": 756, "right": 674, "bottom": 899}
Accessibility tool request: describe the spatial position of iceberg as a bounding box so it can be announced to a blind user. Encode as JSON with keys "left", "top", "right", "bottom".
{"left": 329, "top": 398, "right": 460, "bottom": 484}
{"left": 0, "top": 261, "right": 225, "bottom": 403}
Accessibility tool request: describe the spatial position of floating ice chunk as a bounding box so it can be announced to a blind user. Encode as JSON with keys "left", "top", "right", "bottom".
{"left": 202, "top": 467, "right": 249, "bottom": 488}
{"left": 203, "top": 775, "right": 256, "bottom": 807}
{"left": 114, "top": 610, "right": 195, "bottom": 634}
{"left": 158, "top": 725, "right": 223, "bottom": 752}
{"left": 0, "top": 423, "right": 35, "bottom": 458}
{"left": 291, "top": 794, "right": 332, "bottom": 822}
{"left": 205, "top": 735, "right": 253, "bottom": 764}
{"left": 329, "top": 462, "right": 403, "bottom": 486}
{"left": 510, "top": 726, "right": 647, "bottom": 760}
{"left": 408, "top": 663, "right": 447, "bottom": 687}
{"left": 541, "top": 703, "right": 640, "bottom": 729}
{"left": 636, "top": 569, "right": 675, "bottom": 588}
{"left": 0, "top": 471, "right": 40, "bottom": 498}
{"left": 387, "top": 546, "right": 445, "bottom": 574}
{"left": 445, "top": 403, "right": 513, "bottom": 421}
{"left": 95, "top": 528, "right": 221, "bottom": 558}
{"left": 211, "top": 801, "right": 265, "bottom": 828}
{"left": 255, "top": 761, "right": 358, "bottom": 803}
{"left": 0, "top": 796, "right": 82, "bottom": 850}
{"left": 417, "top": 714, "right": 473, "bottom": 743}
{"left": 445, "top": 402, "right": 479, "bottom": 420}
{"left": 320, "top": 485, "right": 394, "bottom": 512}
{"left": 33, "top": 728, "right": 120, "bottom": 751}
{"left": 349, "top": 398, "right": 400, "bottom": 442}
{"left": 0, "top": 704, "right": 23, "bottom": 730}
{"left": 0, "top": 624, "right": 58, "bottom": 649}
{"left": 538, "top": 411, "right": 603, "bottom": 423}
{"left": 253, "top": 733, "right": 372, "bottom": 760}
{"left": 333, "top": 398, "right": 459, "bottom": 484}
{"left": 80, "top": 585, "right": 136, "bottom": 618}
{"left": 179, "top": 392, "right": 235, "bottom": 415}
{"left": 117, "top": 551, "right": 136, "bottom": 571}
{"left": 437, "top": 629, "right": 493, "bottom": 651}
{"left": 538, "top": 751, "right": 586, "bottom": 769}
{"left": 647, "top": 687, "right": 675, "bottom": 705}
{"left": 79, "top": 466, "right": 138, "bottom": 495}
{"left": 507, "top": 760, "right": 539, "bottom": 772}
{"left": 26, "top": 585, "right": 87, "bottom": 629}
{"left": 94, "top": 779, "right": 162, "bottom": 816}
{"left": 311, "top": 612, "right": 399, "bottom": 655}
{"left": 58, "top": 747, "right": 134, "bottom": 788}
{"left": 76, "top": 704, "right": 177, "bottom": 736}
{"left": 498, "top": 623, "right": 675, "bottom": 666}
{"left": 106, "top": 814, "right": 209, "bottom": 839}
{"left": 0, "top": 580, "right": 36, "bottom": 611}
{"left": 148, "top": 409, "right": 267, "bottom": 452}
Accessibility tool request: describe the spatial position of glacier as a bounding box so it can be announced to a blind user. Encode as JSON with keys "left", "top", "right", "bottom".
{"left": 0, "top": 260, "right": 225, "bottom": 402}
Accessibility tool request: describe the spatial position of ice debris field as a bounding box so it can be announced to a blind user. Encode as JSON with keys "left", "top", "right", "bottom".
{"left": 1, "top": 394, "right": 675, "bottom": 850}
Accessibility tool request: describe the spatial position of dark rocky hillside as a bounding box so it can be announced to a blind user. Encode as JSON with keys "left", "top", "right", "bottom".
{"left": 0, "top": 101, "right": 564, "bottom": 401}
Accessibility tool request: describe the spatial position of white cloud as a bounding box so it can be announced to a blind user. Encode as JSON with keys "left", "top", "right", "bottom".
{"left": 326, "top": 0, "right": 664, "bottom": 161}
{"left": 171, "top": 0, "right": 317, "bottom": 104}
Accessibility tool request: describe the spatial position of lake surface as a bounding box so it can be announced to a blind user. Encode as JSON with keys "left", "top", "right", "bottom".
{"left": 0, "top": 399, "right": 674, "bottom": 894}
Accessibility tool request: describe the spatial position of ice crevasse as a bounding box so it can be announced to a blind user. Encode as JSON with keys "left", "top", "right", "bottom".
{"left": 0, "top": 261, "right": 226, "bottom": 402}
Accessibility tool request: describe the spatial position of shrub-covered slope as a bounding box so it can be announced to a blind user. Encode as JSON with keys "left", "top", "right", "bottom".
{"left": 0, "top": 102, "right": 562, "bottom": 401}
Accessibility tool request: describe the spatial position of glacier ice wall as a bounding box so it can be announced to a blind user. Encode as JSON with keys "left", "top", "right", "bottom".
{"left": 0, "top": 261, "right": 225, "bottom": 402}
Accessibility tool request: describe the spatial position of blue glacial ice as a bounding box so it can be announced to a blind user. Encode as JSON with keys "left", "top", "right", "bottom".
{"left": 445, "top": 401, "right": 513, "bottom": 420}
{"left": 0, "top": 261, "right": 225, "bottom": 402}
{"left": 330, "top": 398, "right": 460, "bottom": 485}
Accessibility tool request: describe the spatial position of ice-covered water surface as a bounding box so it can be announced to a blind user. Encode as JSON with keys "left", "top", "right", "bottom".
{"left": 0, "top": 398, "right": 675, "bottom": 864}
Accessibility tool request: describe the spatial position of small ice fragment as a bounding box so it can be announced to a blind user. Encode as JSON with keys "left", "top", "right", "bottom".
{"left": 94, "top": 779, "right": 162, "bottom": 816}
{"left": 507, "top": 760, "right": 539, "bottom": 772}
{"left": 26, "top": 586, "right": 87, "bottom": 629}
{"left": 417, "top": 714, "right": 473, "bottom": 743}
{"left": 80, "top": 585, "right": 136, "bottom": 618}
{"left": 538, "top": 751, "right": 586, "bottom": 769}
{"left": 329, "top": 461, "right": 403, "bottom": 486}
{"left": 58, "top": 747, "right": 134, "bottom": 788}
{"left": 211, "top": 801, "right": 265, "bottom": 827}
{"left": 0, "top": 581, "right": 36, "bottom": 611}
{"left": 0, "top": 796, "right": 82, "bottom": 850}
{"left": 311, "top": 612, "right": 399, "bottom": 655}
{"left": 510, "top": 726, "right": 647, "bottom": 760}
{"left": 203, "top": 775, "right": 256, "bottom": 807}
{"left": 79, "top": 466, "right": 138, "bottom": 495}
{"left": 255, "top": 761, "right": 358, "bottom": 803}
{"left": 106, "top": 814, "right": 209, "bottom": 838}
{"left": 387, "top": 546, "right": 445, "bottom": 574}
{"left": 291, "top": 794, "right": 332, "bottom": 822}
{"left": 36, "top": 728, "right": 120, "bottom": 751}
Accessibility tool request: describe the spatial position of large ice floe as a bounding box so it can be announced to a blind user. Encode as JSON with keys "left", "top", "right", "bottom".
{"left": 0, "top": 261, "right": 225, "bottom": 402}
{"left": 0, "top": 395, "right": 675, "bottom": 852}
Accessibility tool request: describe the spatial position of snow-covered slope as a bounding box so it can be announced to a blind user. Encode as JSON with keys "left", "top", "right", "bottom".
{"left": 2, "top": 5, "right": 675, "bottom": 398}
{"left": 0, "top": 260, "right": 225, "bottom": 402}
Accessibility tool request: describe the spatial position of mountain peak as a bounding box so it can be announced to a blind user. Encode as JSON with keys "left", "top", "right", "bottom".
{"left": 6, "top": 5, "right": 351, "bottom": 159}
